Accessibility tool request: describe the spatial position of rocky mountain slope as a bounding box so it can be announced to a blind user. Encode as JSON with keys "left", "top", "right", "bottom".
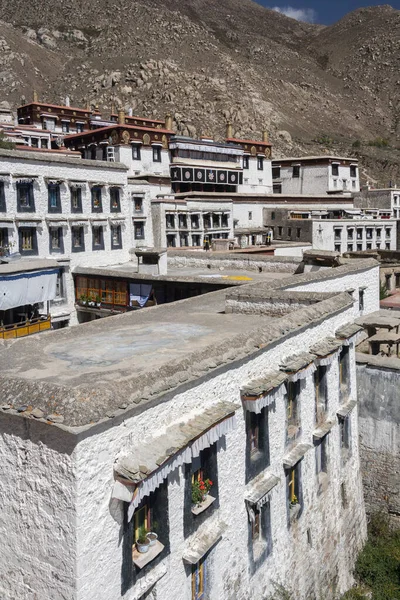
{"left": 0, "top": 1, "right": 398, "bottom": 185}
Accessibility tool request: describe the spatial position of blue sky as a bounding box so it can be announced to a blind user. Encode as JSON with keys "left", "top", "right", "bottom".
{"left": 256, "top": 1, "right": 400, "bottom": 24}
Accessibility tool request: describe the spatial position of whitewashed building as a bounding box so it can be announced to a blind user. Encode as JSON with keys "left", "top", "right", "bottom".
{"left": 0, "top": 258, "right": 379, "bottom": 600}
{"left": 354, "top": 188, "right": 400, "bottom": 219}
{"left": 312, "top": 219, "right": 397, "bottom": 253}
{"left": 0, "top": 147, "right": 130, "bottom": 326}
{"left": 272, "top": 156, "right": 360, "bottom": 196}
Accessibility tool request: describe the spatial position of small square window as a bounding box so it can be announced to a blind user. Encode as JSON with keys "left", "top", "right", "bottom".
{"left": 110, "top": 187, "right": 121, "bottom": 212}
{"left": 273, "top": 183, "right": 282, "bottom": 194}
{"left": 91, "top": 187, "right": 102, "bottom": 212}
{"left": 61, "top": 121, "right": 70, "bottom": 133}
{"left": 332, "top": 164, "right": 339, "bottom": 177}
{"left": 292, "top": 165, "right": 300, "bottom": 178}
{"left": 50, "top": 227, "right": 63, "bottom": 253}
{"left": 350, "top": 165, "right": 357, "bottom": 178}
{"left": 72, "top": 226, "right": 85, "bottom": 252}
{"left": 248, "top": 211, "right": 253, "bottom": 221}
{"left": 111, "top": 225, "right": 122, "bottom": 249}
{"left": 70, "top": 187, "right": 82, "bottom": 213}
{"left": 48, "top": 184, "right": 61, "bottom": 213}
{"left": 76, "top": 123, "right": 84, "bottom": 133}
{"left": 132, "top": 145, "right": 141, "bottom": 160}
{"left": 19, "top": 227, "right": 37, "bottom": 255}
{"left": 134, "top": 221, "right": 145, "bottom": 240}
{"left": 134, "top": 197, "right": 143, "bottom": 212}
{"left": 92, "top": 226, "right": 104, "bottom": 250}
{"left": 257, "top": 157, "right": 264, "bottom": 171}
{"left": 272, "top": 166, "right": 281, "bottom": 179}
{"left": 17, "top": 182, "right": 35, "bottom": 212}
{"left": 153, "top": 146, "right": 162, "bottom": 162}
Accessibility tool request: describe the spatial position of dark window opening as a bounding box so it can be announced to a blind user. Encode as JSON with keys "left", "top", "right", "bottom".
{"left": 134, "top": 221, "right": 145, "bottom": 240}
{"left": 92, "top": 226, "right": 104, "bottom": 250}
{"left": 132, "top": 145, "right": 141, "bottom": 160}
{"left": 153, "top": 146, "right": 162, "bottom": 162}
{"left": 91, "top": 187, "right": 103, "bottom": 212}
{"left": 110, "top": 187, "right": 121, "bottom": 212}
{"left": 17, "top": 182, "right": 35, "bottom": 212}
{"left": 292, "top": 165, "right": 300, "bottom": 178}
{"left": 48, "top": 184, "right": 61, "bottom": 213}
{"left": 71, "top": 226, "right": 85, "bottom": 252}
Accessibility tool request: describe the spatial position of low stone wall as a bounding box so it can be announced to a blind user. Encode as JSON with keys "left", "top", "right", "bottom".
{"left": 226, "top": 290, "right": 333, "bottom": 316}
{"left": 167, "top": 250, "right": 301, "bottom": 273}
{"left": 356, "top": 354, "right": 400, "bottom": 526}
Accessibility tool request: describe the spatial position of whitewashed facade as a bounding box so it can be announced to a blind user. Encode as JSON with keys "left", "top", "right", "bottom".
{"left": 0, "top": 148, "right": 130, "bottom": 325}
{"left": 272, "top": 157, "right": 360, "bottom": 196}
{"left": 312, "top": 219, "right": 397, "bottom": 253}
{"left": 0, "top": 260, "right": 379, "bottom": 600}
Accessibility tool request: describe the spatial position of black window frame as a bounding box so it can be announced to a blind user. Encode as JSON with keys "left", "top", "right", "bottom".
{"left": 61, "top": 121, "right": 70, "bottom": 133}
{"left": 315, "top": 365, "right": 328, "bottom": 418}
{"left": 272, "top": 166, "right": 281, "bottom": 180}
{"left": 285, "top": 381, "right": 301, "bottom": 445}
{"left": 110, "top": 187, "right": 121, "bottom": 213}
{"left": 49, "top": 226, "right": 64, "bottom": 254}
{"left": 152, "top": 146, "right": 162, "bottom": 163}
{"left": 91, "top": 186, "right": 103, "bottom": 213}
{"left": 16, "top": 182, "right": 35, "bottom": 212}
{"left": 0, "top": 181, "right": 6, "bottom": 212}
{"left": 121, "top": 481, "right": 170, "bottom": 596}
{"left": 292, "top": 165, "right": 300, "bottom": 178}
{"left": 133, "top": 197, "right": 143, "bottom": 213}
{"left": 350, "top": 165, "right": 357, "bottom": 178}
{"left": 0, "top": 227, "right": 9, "bottom": 253}
{"left": 92, "top": 225, "right": 104, "bottom": 250}
{"left": 183, "top": 444, "right": 219, "bottom": 539}
{"left": 18, "top": 227, "right": 38, "bottom": 256}
{"left": 257, "top": 156, "right": 264, "bottom": 171}
{"left": 134, "top": 221, "right": 145, "bottom": 240}
{"left": 273, "top": 183, "right": 282, "bottom": 194}
{"left": 47, "top": 183, "right": 62, "bottom": 213}
{"left": 243, "top": 155, "right": 249, "bottom": 170}
{"left": 332, "top": 164, "right": 339, "bottom": 177}
{"left": 76, "top": 123, "right": 84, "bottom": 133}
{"left": 132, "top": 144, "right": 141, "bottom": 161}
{"left": 286, "top": 461, "right": 303, "bottom": 525}
{"left": 315, "top": 435, "right": 328, "bottom": 475}
{"left": 111, "top": 224, "right": 122, "bottom": 249}
{"left": 70, "top": 187, "right": 82, "bottom": 213}
{"left": 71, "top": 226, "right": 85, "bottom": 253}
{"left": 245, "top": 408, "right": 269, "bottom": 483}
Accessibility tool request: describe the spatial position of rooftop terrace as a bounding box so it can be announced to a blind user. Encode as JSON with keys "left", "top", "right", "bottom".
{"left": 0, "top": 258, "right": 377, "bottom": 431}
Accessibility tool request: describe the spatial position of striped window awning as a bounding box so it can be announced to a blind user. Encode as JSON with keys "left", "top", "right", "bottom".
{"left": 113, "top": 401, "right": 239, "bottom": 521}
{"left": 241, "top": 371, "right": 287, "bottom": 414}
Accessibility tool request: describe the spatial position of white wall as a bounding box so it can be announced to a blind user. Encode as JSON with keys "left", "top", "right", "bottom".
{"left": 275, "top": 163, "right": 359, "bottom": 196}
{"left": 312, "top": 220, "right": 397, "bottom": 253}
{"left": 117, "top": 145, "right": 170, "bottom": 178}
{"left": 70, "top": 303, "right": 366, "bottom": 600}
{"left": 238, "top": 156, "right": 273, "bottom": 194}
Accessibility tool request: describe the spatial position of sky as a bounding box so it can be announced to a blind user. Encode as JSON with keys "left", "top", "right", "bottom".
{"left": 256, "top": 1, "right": 400, "bottom": 24}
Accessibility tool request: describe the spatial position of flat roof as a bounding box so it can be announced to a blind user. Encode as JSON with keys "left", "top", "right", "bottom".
{"left": 272, "top": 156, "right": 358, "bottom": 163}
{"left": 0, "top": 258, "right": 59, "bottom": 275}
{"left": 0, "top": 147, "right": 128, "bottom": 170}
{"left": 0, "top": 258, "right": 377, "bottom": 431}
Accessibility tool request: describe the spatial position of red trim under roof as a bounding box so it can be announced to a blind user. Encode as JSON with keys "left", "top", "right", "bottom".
{"left": 18, "top": 102, "right": 89, "bottom": 113}
{"left": 226, "top": 137, "right": 272, "bottom": 147}
{"left": 64, "top": 124, "right": 174, "bottom": 140}
{"left": 110, "top": 113, "right": 165, "bottom": 125}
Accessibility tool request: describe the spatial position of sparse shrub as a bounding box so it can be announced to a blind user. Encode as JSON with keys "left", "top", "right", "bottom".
{"left": 352, "top": 140, "right": 361, "bottom": 149}
{"left": 368, "top": 137, "right": 389, "bottom": 148}
{"left": 314, "top": 134, "right": 334, "bottom": 146}
{"left": 0, "top": 131, "right": 15, "bottom": 149}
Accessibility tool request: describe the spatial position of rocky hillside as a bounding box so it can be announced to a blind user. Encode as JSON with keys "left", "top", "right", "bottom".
{"left": 0, "top": 1, "right": 399, "bottom": 185}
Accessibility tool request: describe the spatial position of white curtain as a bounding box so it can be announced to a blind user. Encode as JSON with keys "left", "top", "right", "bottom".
{"left": 0, "top": 268, "right": 58, "bottom": 311}
{"left": 287, "top": 362, "right": 316, "bottom": 382}
{"left": 315, "top": 350, "right": 341, "bottom": 367}
{"left": 243, "top": 386, "right": 284, "bottom": 414}
{"left": 124, "top": 413, "right": 237, "bottom": 521}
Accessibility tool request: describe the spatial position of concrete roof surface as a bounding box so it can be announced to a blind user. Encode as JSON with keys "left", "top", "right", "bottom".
{"left": 0, "top": 147, "right": 128, "bottom": 170}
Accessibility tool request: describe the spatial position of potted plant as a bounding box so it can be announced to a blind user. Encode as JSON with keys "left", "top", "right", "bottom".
{"left": 192, "top": 478, "right": 213, "bottom": 507}
{"left": 136, "top": 526, "right": 150, "bottom": 554}
{"left": 95, "top": 294, "right": 101, "bottom": 308}
{"left": 79, "top": 294, "right": 87, "bottom": 305}
{"left": 290, "top": 494, "right": 299, "bottom": 507}
{"left": 88, "top": 295, "right": 95, "bottom": 307}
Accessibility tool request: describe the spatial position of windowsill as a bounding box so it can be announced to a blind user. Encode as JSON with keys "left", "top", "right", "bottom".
{"left": 252, "top": 538, "right": 269, "bottom": 560}
{"left": 132, "top": 540, "right": 164, "bottom": 570}
{"left": 191, "top": 494, "right": 216, "bottom": 515}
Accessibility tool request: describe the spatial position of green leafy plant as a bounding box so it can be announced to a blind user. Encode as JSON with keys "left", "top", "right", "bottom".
{"left": 352, "top": 140, "right": 361, "bottom": 149}
{"left": 137, "top": 525, "right": 150, "bottom": 545}
{"left": 79, "top": 294, "right": 87, "bottom": 303}
{"left": 192, "top": 478, "right": 213, "bottom": 504}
